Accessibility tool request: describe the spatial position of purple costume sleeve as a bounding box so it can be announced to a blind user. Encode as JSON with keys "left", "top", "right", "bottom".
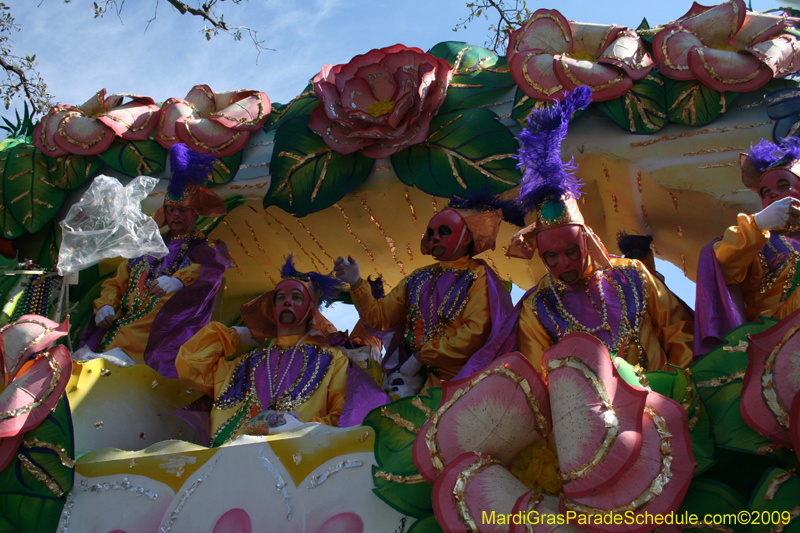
{"left": 338, "top": 362, "right": 390, "bottom": 427}
{"left": 143, "top": 242, "right": 232, "bottom": 378}
{"left": 694, "top": 240, "right": 747, "bottom": 356}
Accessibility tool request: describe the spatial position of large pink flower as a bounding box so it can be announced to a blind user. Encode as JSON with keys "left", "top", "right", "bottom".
{"left": 156, "top": 85, "right": 271, "bottom": 157}
{"left": 507, "top": 9, "right": 654, "bottom": 102}
{"left": 309, "top": 44, "right": 453, "bottom": 159}
{"left": 33, "top": 89, "right": 160, "bottom": 156}
{"left": 653, "top": 0, "right": 800, "bottom": 92}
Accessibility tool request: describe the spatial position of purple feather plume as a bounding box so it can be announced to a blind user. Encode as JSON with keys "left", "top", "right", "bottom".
{"left": 515, "top": 86, "right": 592, "bottom": 214}
{"left": 746, "top": 137, "right": 800, "bottom": 174}
{"left": 279, "top": 254, "right": 344, "bottom": 307}
{"left": 168, "top": 144, "right": 217, "bottom": 200}
{"left": 449, "top": 186, "right": 525, "bottom": 227}
{"left": 616, "top": 231, "right": 653, "bottom": 258}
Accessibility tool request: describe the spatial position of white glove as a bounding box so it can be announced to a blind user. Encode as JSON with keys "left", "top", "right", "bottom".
{"left": 269, "top": 413, "right": 304, "bottom": 434}
{"left": 233, "top": 326, "right": 260, "bottom": 347}
{"left": 334, "top": 256, "right": 361, "bottom": 286}
{"left": 95, "top": 305, "right": 115, "bottom": 326}
{"left": 754, "top": 197, "right": 800, "bottom": 231}
{"left": 154, "top": 275, "right": 184, "bottom": 294}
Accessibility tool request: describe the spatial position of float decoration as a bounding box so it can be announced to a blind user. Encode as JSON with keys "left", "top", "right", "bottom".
{"left": 652, "top": 0, "right": 800, "bottom": 93}
{"left": 593, "top": 72, "right": 668, "bottom": 134}
{"left": 262, "top": 85, "right": 317, "bottom": 133}
{"left": 43, "top": 153, "right": 103, "bottom": 191}
{"left": 97, "top": 138, "right": 166, "bottom": 178}
{"left": 265, "top": 112, "right": 375, "bottom": 217}
{"left": 747, "top": 468, "right": 800, "bottom": 533}
{"left": 0, "top": 149, "right": 25, "bottom": 240}
{"left": 1, "top": 144, "right": 66, "bottom": 235}
{"left": 33, "top": 89, "right": 160, "bottom": 157}
{"left": 676, "top": 478, "right": 748, "bottom": 530}
{"left": 390, "top": 108, "right": 521, "bottom": 197}
{"left": 427, "top": 42, "right": 516, "bottom": 116}
{"left": 206, "top": 151, "right": 243, "bottom": 185}
{"left": 309, "top": 44, "right": 452, "bottom": 159}
{"left": 156, "top": 85, "right": 271, "bottom": 157}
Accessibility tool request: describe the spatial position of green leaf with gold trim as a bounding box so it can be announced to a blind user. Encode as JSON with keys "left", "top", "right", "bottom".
{"left": 747, "top": 467, "right": 800, "bottom": 533}
{"left": 665, "top": 79, "right": 739, "bottom": 127}
{"left": 2, "top": 144, "right": 66, "bottom": 234}
{"left": 205, "top": 151, "right": 242, "bottom": 185}
{"left": 264, "top": 115, "right": 373, "bottom": 216}
{"left": 595, "top": 73, "right": 668, "bottom": 134}
{"left": 42, "top": 153, "right": 102, "bottom": 190}
{"left": 98, "top": 138, "right": 166, "bottom": 177}
{"left": 677, "top": 479, "right": 748, "bottom": 533}
{"left": 0, "top": 493, "right": 65, "bottom": 533}
{"left": 391, "top": 108, "right": 521, "bottom": 197}
{"left": 263, "top": 84, "right": 318, "bottom": 133}
{"left": 408, "top": 515, "right": 444, "bottom": 533}
{"left": 0, "top": 148, "right": 25, "bottom": 240}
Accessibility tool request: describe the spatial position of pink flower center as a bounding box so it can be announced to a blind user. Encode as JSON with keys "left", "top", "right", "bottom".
{"left": 367, "top": 98, "right": 396, "bottom": 118}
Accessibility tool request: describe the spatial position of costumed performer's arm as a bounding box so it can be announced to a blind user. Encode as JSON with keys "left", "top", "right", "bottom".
{"left": 175, "top": 322, "right": 242, "bottom": 398}
{"left": 171, "top": 263, "right": 202, "bottom": 287}
{"left": 350, "top": 278, "right": 408, "bottom": 330}
{"left": 515, "top": 293, "right": 554, "bottom": 373}
{"left": 641, "top": 260, "right": 695, "bottom": 369}
{"left": 93, "top": 260, "right": 131, "bottom": 313}
{"left": 311, "top": 350, "right": 349, "bottom": 427}
{"left": 713, "top": 214, "right": 769, "bottom": 285}
{"left": 417, "top": 266, "right": 491, "bottom": 370}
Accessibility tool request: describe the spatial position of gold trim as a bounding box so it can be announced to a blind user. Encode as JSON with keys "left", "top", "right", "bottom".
{"left": 23, "top": 438, "right": 75, "bottom": 468}
{"left": 454, "top": 456, "right": 504, "bottom": 531}
{"left": 380, "top": 407, "right": 419, "bottom": 434}
{"left": 374, "top": 471, "right": 425, "bottom": 484}
{"left": 17, "top": 452, "right": 65, "bottom": 496}
{"left": 765, "top": 469, "right": 797, "bottom": 500}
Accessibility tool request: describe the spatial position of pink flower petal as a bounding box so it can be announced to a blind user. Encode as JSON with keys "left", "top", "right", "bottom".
{"left": 212, "top": 91, "right": 271, "bottom": 132}
{"left": 791, "top": 392, "right": 800, "bottom": 460}
{"left": 316, "top": 82, "right": 348, "bottom": 121}
{"left": 735, "top": 11, "right": 800, "bottom": 47}
{"left": 510, "top": 51, "right": 565, "bottom": 101}
{"left": 563, "top": 392, "right": 695, "bottom": 533}
{"left": 98, "top": 97, "right": 160, "bottom": 140}
{"left": 511, "top": 492, "right": 585, "bottom": 533}
{"left": 433, "top": 452, "right": 531, "bottom": 533}
{"left": 542, "top": 333, "right": 647, "bottom": 500}
{"left": 508, "top": 9, "right": 572, "bottom": 56}
{"left": 413, "top": 353, "right": 551, "bottom": 485}
{"left": 308, "top": 106, "right": 372, "bottom": 155}
{"left": 335, "top": 49, "right": 392, "bottom": 93}
{"left": 155, "top": 98, "right": 199, "bottom": 148}
{"left": 175, "top": 116, "right": 249, "bottom": 157}
{"left": 184, "top": 85, "right": 216, "bottom": 117}
{"left": 569, "top": 22, "right": 625, "bottom": 58}
{"left": 54, "top": 113, "right": 116, "bottom": 156}
{"left": 77, "top": 89, "right": 108, "bottom": 117}
{"left": 675, "top": 1, "right": 717, "bottom": 23}
{"left": 653, "top": 26, "right": 705, "bottom": 80}
{"left": 2, "top": 315, "right": 69, "bottom": 382}
{"left": 212, "top": 508, "right": 251, "bottom": 533}
{"left": 32, "top": 105, "right": 75, "bottom": 156}
{"left": 598, "top": 30, "right": 655, "bottom": 80}
{"left": 680, "top": 0, "right": 746, "bottom": 44}
{"left": 353, "top": 63, "right": 398, "bottom": 102}
{"left": 740, "top": 312, "right": 800, "bottom": 449}
{"left": 0, "top": 433, "right": 23, "bottom": 471}
{"left": 0, "top": 345, "right": 72, "bottom": 439}
{"left": 554, "top": 56, "right": 632, "bottom": 102}
{"left": 314, "top": 512, "right": 364, "bottom": 533}
{"left": 747, "top": 35, "right": 800, "bottom": 78}
{"left": 687, "top": 46, "right": 773, "bottom": 92}
{"left": 341, "top": 77, "right": 385, "bottom": 117}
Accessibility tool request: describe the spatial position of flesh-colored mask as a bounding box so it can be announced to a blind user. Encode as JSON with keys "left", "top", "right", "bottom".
{"left": 164, "top": 204, "right": 198, "bottom": 235}
{"left": 759, "top": 168, "right": 800, "bottom": 208}
{"left": 536, "top": 224, "right": 588, "bottom": 284}
{"left": 272, "top": 280, "right": 313, "bottom": 329}
{"left": 425, "top": 209, "right": 471, "bottom": 261}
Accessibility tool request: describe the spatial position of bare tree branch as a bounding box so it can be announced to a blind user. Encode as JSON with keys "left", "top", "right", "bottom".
{"left": 454, "top": 0, "right": 532, "bottom": 53}
{"left": 0, "top": 3, "right": 52, "bottom": 116}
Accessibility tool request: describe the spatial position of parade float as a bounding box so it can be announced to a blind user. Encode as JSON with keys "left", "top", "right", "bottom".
{"left": 1, "top": 0, "right": 800, "bottom": 531}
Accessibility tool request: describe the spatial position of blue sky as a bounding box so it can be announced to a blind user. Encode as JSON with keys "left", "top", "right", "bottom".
{"left": 3, "top": 0, "right": 786, "bottom": 331}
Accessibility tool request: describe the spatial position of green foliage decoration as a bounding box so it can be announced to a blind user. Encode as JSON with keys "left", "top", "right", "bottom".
{"left": 42, "top": 153, "right": 102, "bottom": 191}
{"left": 98, "top": 138, "right": 166, "bottom": 177}
{"left": 595, "top": 73, "right": 669, "bottom": 134}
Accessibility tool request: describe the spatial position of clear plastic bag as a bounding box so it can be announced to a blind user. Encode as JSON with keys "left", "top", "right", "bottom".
{"left": 57, "top": 175, "right": 168, "bottom": 275}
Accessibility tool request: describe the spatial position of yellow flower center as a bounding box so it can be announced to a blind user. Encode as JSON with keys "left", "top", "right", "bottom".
{"left": 367, "top": 98, "right": 396, "bottom": 118}
{"left": 565, "top": 51, "right": 597, "bottom": 62}
{"left": 509, "top": 438, "right": 563, "bottom": 496}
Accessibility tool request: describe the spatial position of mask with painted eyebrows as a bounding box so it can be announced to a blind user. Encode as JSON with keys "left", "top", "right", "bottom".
{"left": 536, "top": 224, "right": 588, "bottom": 285}
{"left": 424, "top": 209, "right": 471, "bottom": 261}
{"left": 272, "top": 279, "right": 313, "bottom": 329}
{"left": 759, "top": 167, "right": 800, "bottom": 208}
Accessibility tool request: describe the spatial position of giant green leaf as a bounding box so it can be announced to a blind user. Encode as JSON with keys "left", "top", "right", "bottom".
{"left": 691, "top": 319, "right": 779, "bottom": 455}
{"left": 0, "top": 148, "right": 24, "bottom": 239}
{"left": 511, "top": 87, "right": 549, "bottom": 125}
{"left": 195, "top": 195, "right": 248, "bottom": 235}
{"left": 98, "top": 138, "right": 166, "bottom": 177}
{"left": 372, "top": 476, "right": 433, "bottom": 518}
{"left": 0, "top": 394, "right": 74, "bottom": 500}
{"left": 0, "top": 494, "right": 65, "bottom": 533}
{"left": 748, "top": 468, "right": 800, "bottom": 533}
{"left": 35, "top": 221, "right": 60, "bottom": 271}
{"left": 595, "top": 73, "right": 668, "bottom": 134}
{"left": 263, "top": 84, "right": 318, "bottom": 133}
{"left": 43, "top": 153, "right": 102, "bottom": 190}
{"left": 206, "top": 151, "right": 242, "bottom": 185}
{"left": 678, "top": 479, "right": 749, "bottom": 533}
{"left": 391, "top": 108, "right": 521, "bottom": 197}
{"left": 427, "top": 42, "right": 515, "bottom": 115}
{"left": 2, "top": 144, "right": 66, "bottom": 234}
{"left": 408, "top": 515, "right": 444, "bottom": 533}
{"left": 264, "top": 115, "right": 373, "bottom": 216}
{"left": 647, "top": 365, "right": 716, "bottom": 475}
{"left": 665, "top": 79, "right": 739, "bottom": 127}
